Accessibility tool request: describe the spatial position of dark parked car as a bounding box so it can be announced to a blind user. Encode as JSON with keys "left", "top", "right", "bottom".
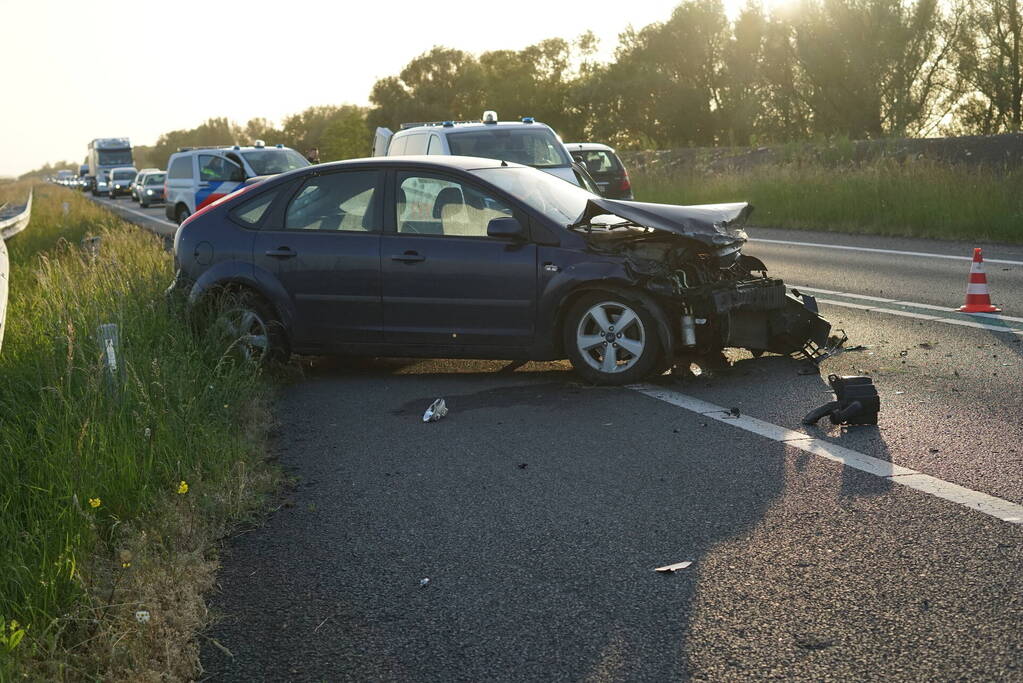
{"left": 567, "top": 143, "right": 633, "bottom": 199}
{"left": 170, "top": 156, "right": 830, "bottom": 384}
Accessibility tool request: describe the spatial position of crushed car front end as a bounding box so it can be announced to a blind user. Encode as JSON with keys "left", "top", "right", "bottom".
{"left": 570, "top": 198, "right": 832, "bottom": 363}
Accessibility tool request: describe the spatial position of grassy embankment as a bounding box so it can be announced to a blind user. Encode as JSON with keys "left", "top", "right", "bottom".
{"left": 0, "top": 183, "right": 278, "bottom": 680}
{"left": 632, "top": 153, "right": 1023, "bottom": 244}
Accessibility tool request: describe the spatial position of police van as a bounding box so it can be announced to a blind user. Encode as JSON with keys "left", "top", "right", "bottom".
{"left": 373, "top": 111, "right": 589, "bottom": 187}
{"left": 164, "top": 141, "right": 309, "bottom": 224}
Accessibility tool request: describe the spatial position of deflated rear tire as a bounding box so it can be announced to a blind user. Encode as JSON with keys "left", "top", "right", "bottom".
{"left": 211, "top": 290, "right": 289, "bottom": 365}
{"left": 564, "top": 292, "right": 662, "bottom": 385}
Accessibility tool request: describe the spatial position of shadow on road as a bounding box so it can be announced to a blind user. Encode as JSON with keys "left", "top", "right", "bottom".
{"left": 201, "top": 358, "right": 794, "bottom": 681}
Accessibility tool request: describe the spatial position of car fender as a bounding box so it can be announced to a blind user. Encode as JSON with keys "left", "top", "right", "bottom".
{"left": 187, "top": 261, "right": 296, "bottom": 332}
{"left": 536, "top": 259, "right": 673, "bottom": 359}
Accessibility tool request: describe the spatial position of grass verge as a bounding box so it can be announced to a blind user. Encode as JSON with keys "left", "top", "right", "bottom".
{"left": 632, "top": 159, "right": 1023, "bottom": 243}
{"left": 1, "top": 183, "right": 278, "bottom": 680}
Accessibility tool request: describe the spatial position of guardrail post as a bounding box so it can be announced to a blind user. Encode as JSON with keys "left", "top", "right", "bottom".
{"left": 97, "top": 323, "right": 122, "bottom": 396}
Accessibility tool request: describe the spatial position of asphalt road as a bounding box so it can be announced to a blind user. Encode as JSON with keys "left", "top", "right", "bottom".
{"left": 88, "top": 191, "right": 1023, "bottom": 680}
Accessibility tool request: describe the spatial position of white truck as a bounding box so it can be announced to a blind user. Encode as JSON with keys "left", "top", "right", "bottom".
{"left": 86, "top": 138, "right": 134, "bottom": 196}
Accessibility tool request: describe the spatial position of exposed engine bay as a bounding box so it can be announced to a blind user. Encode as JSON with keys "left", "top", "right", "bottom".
{"left": 571, "top": 198, "right": 833, "bottom": 360}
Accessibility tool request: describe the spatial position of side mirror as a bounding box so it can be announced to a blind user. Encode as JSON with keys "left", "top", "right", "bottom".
{"left": 486, "top": 216, "right": 526, "bottom": 240}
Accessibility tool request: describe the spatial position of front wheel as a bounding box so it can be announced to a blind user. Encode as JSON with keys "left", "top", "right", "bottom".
{"left": 176, "top": 206, "right": 191, "bottom": 224}
{"left": 563, "top": 292, "right": 663, "bottom": 385}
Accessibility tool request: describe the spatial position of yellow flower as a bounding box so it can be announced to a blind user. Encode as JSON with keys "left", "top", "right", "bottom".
{"left": 121, "top": 562, "right": 131, "bottom": 569}
{"left": 88, "top": 497, "right": 101, "bottom": 508}
{"left": 176, "top": 481, "right": 189, "bottom": 495}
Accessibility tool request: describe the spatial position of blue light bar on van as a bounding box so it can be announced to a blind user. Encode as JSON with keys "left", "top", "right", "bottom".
{"left": 522, "top": 117, "right": 535, "bottom": 124}
{"left": 443, "top": 121, "right": 454, "bottom": 127}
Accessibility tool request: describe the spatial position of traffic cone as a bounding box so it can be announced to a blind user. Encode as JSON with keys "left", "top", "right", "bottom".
{"left": 958, "top": 248, "right": 1001, "bottom": 313}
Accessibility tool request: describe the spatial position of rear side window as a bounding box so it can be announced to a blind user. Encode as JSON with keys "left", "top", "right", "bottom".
{"left": 168, "top": 156, "right": 192, "bottom": 179}
{"left": 230, "top": 188, "right": 279, "bottom": 228}
{"left": 284, "top": 171, "right": 381, "bottom": 232}
{"left": 571, "top": 150, "right": 622, "bottom": 173}
{"left": 404, "top": 134, "right": 428, "bottom": 155}
{"left": 387, "top": 136, "right": 408, "bottom": 156}
{"left": 427, "top": 135, "right": 443, "bottom": 154}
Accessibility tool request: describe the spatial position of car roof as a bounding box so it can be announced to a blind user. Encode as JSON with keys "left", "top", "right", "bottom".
{"left": 565, "top": 142, "right": 615, "bottom": 153}
{"left": 396, "top": 121, "right": 555, "bottom": 136}
{"left": 312, "top": 155, "right": 526, "bottom": 172}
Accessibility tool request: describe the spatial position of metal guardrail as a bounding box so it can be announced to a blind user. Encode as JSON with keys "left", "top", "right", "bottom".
{"left": 0, "top": 190, "right": 33, "bottom": 353}
{"left": 0, "top": 190, "right": 33, "bottom": 240}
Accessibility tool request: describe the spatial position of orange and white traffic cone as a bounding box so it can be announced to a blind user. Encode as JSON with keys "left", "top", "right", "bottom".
{"left": 958, "top": 248, "right": 1001, "bottom": 313}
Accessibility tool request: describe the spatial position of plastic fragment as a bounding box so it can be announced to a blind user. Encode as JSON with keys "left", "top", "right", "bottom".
{"left": 422, "top": 399, "right": 448, "bottom": 423}
{"left": 655, "top": 561, "right": 693, "bottom": 573}
{"left": 135, "top": 610, "right": 151, "bottom": 624}
{"left": 419, "top": 578, "right": 430, "bottom": 588}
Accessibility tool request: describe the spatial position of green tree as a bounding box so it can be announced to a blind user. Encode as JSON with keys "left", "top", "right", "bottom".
{"left": 951, "top": 0, "right": 1022, "bottom": 133}
{"left": 320, "top": 107, "right": 371, "bottom": 161}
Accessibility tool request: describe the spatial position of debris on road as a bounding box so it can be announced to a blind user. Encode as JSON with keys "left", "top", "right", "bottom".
{"left": 802, "top": 374, "right": 880, "bottom": 426}
{"left": 422, "top": 399, "right": 448, "bottom": 423}
{"left": 517, "top": 463, "right": 528, "bottom": 469}
{"left": 727, "top": 407, "right": 741, "bottom": 418}
{"left": 654, "top": 561, "right": 693, "bottom": 573}
{"left": 419, "top": 578, "right": 430, "bottom": 588}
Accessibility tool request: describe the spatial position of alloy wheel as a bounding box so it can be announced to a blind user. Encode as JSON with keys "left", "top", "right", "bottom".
{"left": 575, "top": 301, "right": 646, "bottom": 374}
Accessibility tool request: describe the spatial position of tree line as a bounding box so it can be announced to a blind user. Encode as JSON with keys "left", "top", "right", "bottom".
{"left": 24, "top": 0, "right": 1023, "bottom": 177}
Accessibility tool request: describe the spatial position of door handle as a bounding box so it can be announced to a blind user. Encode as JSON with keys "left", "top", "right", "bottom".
{"left": 265, "top": 247, "right": 297, "bottom": 259}
{"left": 391, "top": 251, "right": 425, "bottom": 263}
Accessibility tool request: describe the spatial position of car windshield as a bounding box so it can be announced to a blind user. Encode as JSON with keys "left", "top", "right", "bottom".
{"left": 99, "top": 150, "right": 132, "bottom": 166}
{"left": 471, "top": 166, "right": 601, "bottom": 226}
{"left": 240, "top": 149, "right": 310, "bottom": 175}
{"left": 145, "top": 173, "right": 165, "bottom": 185}
{"left": 446, "top": 128, "right": 572, "bottom": 168}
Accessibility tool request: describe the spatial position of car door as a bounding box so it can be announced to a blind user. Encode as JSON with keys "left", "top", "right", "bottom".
{"left": 196, "top": 154, "right": 245, "bottom": 211}
{"left": 251, "top": 169, "right": 384, "bottom": 349}
{"left": 381, "top": 170, "right": 536, "bottom": 347}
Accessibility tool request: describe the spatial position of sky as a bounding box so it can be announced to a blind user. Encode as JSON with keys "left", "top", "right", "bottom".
{"left": 0, "top": 0, "right": 698, "bottom": 177}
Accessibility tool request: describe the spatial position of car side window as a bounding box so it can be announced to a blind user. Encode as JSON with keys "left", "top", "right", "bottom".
{"left": 199, "top": 154, "right": 244, "bottom": 182}
{"left": 230, "top": 188, "right": 280, "bottom": 228}
{"left": 168, "top": 156, "right": 191, "bottom": 179}
{"left": 404, "top": 134, "right": 429, "bottom": 155}
{"left": 284, "top": 171, "right": 381, "bottom": 232}
{"left": 388, "top": 136, "right": 407, "bottom": 156}
{"left": 396, "top": 174, "right": 514, "bottom": 238}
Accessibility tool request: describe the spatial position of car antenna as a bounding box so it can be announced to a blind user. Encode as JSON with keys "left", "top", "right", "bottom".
{"left": 500, "top": 159, "right": 508, "bottom": 166}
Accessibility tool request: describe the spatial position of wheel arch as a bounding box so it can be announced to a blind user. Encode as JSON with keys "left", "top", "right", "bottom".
{"left": 555, "top": 282, "right": 675, "bottom": 364}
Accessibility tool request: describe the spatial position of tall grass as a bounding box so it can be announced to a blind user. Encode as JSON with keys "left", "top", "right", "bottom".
{"left": 633, "top": 160, "right": 1023, "bottom": 243}
{"left": 0, "top": 184, "right": 275, "bottom": 678}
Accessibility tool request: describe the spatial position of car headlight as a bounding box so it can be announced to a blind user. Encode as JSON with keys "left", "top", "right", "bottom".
{"left": 146, "top": 189, "right": 153, "bottom": 195}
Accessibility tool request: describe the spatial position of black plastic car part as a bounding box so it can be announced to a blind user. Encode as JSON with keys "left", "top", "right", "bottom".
{"left": 802, "top": 374, "right": 881, "bottom": 426}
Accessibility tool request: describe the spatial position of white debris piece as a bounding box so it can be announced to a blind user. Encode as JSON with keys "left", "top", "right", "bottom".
{"left": 422, "top": 399, "right": 448, "bottom": 423}
{"left": 134, "top": 610, "right": 151, "bottom": 624}
{"left": 420, "top": 578, "right": 430, "bottom": 588}
{"left": 654, "top": 561, "right": 693, "bottom": 573}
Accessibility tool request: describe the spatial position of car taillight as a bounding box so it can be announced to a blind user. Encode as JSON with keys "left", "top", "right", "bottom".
{"left": 618, "top": 173, "right": 631, "bottom": 193}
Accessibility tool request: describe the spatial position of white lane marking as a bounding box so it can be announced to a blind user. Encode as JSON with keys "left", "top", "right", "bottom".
{"left": 749, "top": 237, "right": 1023, "bottom": 266}
{"left": 109, "top": 203, "right": 177, "bottom": 229}
{"left": 815, "top": 298, "right": 1023, "bottom": 334}
{"left": 630, "top": 384, "right": 1023, "bottom": 524}
{"left": 791, "top": 284, "right": 1023, "bottom": 328}
{"left": 95, "top": 198, "right": 177, "bottom": 229}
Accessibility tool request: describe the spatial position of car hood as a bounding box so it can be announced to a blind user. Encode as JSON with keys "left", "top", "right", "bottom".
{"left": 574, "top": 198, "right": 751, "bottom": 247}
